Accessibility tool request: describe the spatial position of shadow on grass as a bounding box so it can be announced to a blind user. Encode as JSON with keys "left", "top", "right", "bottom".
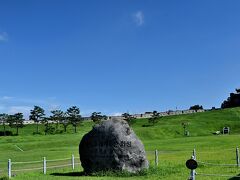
{"left": 51, "top": 172, "right": 86, "bottom": 176}
{"left": 228, "top": 174, "right": 240, "bottom": 180}
{"left": 142, "top": 124, "right": 153, "bottom": 127}
{"left": 51, "top": 170, "right": 148, "bottom": 178}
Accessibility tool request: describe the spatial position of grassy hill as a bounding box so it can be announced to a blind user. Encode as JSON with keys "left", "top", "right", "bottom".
{"left": 133, "top": 107, "right": 240, "bottom": 140}
{"left": 3, "top": 107, "right": 240, "bottom": 139}
{"left": 1, "top": 107, "right": 240, "bottom": 179}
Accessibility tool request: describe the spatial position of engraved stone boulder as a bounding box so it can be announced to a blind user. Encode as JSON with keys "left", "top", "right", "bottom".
{"left": 79, "top": 119, "right": 149, "bottom": 173}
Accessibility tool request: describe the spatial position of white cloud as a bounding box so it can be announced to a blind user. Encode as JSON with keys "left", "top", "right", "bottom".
{"left": 0, "top": 96, "right": 63, "bottom": 119}
{"left": 48, "top": 104, "right": 61, "bottom": 111}
{"left": 0, "top": 96, "right": 56, "bottom": 105}
{"left": 8, "top": 106, "right": 32, "bottom": 118}
{"left": 111, "top": 112, "right": 123, "bottom": 116}
{"left": 1, "top": 96, "right": 14, "bottom": 100}
{"left": 81, "top": 109, "right": 97, "bottom": 117}
{"left": 0, "top": 32, "right": 8, "bottom": 42}
{"left": 133, "top": 11, "right": 144, "bottom": 26}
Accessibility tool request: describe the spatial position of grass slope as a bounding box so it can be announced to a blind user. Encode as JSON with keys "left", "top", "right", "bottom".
{"left": 1, "top": 107, "right": 240, "bottom": 179}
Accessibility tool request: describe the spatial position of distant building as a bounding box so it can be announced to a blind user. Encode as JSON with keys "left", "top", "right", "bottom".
{"left": 23, "top": 120, "right": 34, "bottom": 125}
{"left": 22, "top": 108, "right": 206, "bottom": 125}
{"left": 221, "top": 88, "right": 240, "bottom": 108}
{"left": 82, "top": 117, "right": 92, "bottom": 121}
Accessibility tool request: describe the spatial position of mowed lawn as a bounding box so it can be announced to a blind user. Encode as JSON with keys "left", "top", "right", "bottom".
{"left": 1, "top": 107, "right": 240, "bottom": 179}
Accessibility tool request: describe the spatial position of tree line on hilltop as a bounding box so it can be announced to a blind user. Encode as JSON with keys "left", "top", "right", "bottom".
{"left": 0, "top": 107, "right": 162, "bottom": 136}
{"left": 0, "top": 105, "right": 108, "bottom": 136}
{"left": 0, "top": 104, "right": 205, "bottom": 136}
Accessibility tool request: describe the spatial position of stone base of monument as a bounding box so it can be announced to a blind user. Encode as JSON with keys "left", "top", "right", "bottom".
{"left": 79, "top": 119, "right": 149, "bottom": 174}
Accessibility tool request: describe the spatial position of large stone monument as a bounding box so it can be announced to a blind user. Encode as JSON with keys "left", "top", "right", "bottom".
{"left": 79, "top": 119, "right": 149, "bottom": 173}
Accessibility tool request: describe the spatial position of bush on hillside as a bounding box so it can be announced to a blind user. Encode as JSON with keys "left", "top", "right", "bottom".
{"left": 0, "top": 131, "right": 13, "bottom": 136}
{"left": 0, "top": 176, "right": 9, "bottom": 180}
{"left": 189, "top": 105, "right": 203, "bottom": 111}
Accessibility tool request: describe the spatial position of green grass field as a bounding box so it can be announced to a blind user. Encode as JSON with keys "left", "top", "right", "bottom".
{"left": 1, "top": 107, "right": 240, "bottom": 179}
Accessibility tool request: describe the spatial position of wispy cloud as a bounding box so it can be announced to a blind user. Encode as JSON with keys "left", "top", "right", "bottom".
{"left": 8, "top": 106, "right": 32, "bottom": 118}
{"left": 48, "top": 104, "right": 61, "bottom": 111}
{"left": 133, "top": 11, "right": 144, "bottom": 26}
{"left": 111, "top": 112, "right": 123, "bottom": 116}
{"left": 0, "top": 96, "right": 57, "bottom": 105}
{"left": 1, "top": 96, "right": 14, "bottom": 100}
{"left": 0, "top": 96, "right": 61, "bottom": 118}
{"left": 0, "top": 32, "right": 8, "bottom": 42}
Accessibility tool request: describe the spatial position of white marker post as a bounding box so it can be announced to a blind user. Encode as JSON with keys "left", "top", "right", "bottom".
{"left": 193, "top": 148, "right": 196, "bottom": 160}
{"left": 186, "top": 151, "right": 197, "bottom": 180}
{"left": 155, "top": 149, "right": 158, "bottom": 167}
{"left": 190, "top": 156, "right": 196, "bottom": 180}
{"left": 43, "top": 157, "right": 46, "bottom": 175}
{"left": 8, "top": 159, "right": 11, "bottom": 178}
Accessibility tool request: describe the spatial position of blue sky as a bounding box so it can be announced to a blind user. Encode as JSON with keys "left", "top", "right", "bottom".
{"left": 0, "top": 0, "right": 240, "bottom": 117}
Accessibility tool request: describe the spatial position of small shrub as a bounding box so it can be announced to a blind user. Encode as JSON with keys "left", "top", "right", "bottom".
{"left": 0, "top": 131, "right": 13, "bottom": 136}
{"left": 55, "top": 129, "right": 64, "bottom": 134}
{"left": 189, "top": 105, "right": 203, "bottom": 111}
{"left": 44, "top": 125, "right": 55, "bottom": 135}
{"left": 142, "top": 124, "right": 152, "bottom": 127}
{"left": 0, "top": 176, "right": 9, "bottom": 180}
{"left": 32, "top": 132, "right": 42, "bottom": 135}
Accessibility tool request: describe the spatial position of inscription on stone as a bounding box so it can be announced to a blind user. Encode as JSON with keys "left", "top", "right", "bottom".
{"left": 79, "top": 119, "right": 149, "bottom": 173}
{"left": 120, "top": 141, "right": 131, "bottom": 147}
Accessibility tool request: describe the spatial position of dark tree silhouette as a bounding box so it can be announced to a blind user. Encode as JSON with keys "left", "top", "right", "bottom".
{"left": 50, "top": 110, "right": 64, "bottom": 130}
{"left": 60, "top": 112, "right": 70, "bottom": 132}
{"left": 7, "top": 113, "right": 24, "bottom": 135}
{"left": 66, "top": 106, "right": 82, "bottom": 133}
{"left": 122, "top": 113, "right": 136, "bottom": 126}
{"left": 29, "top": 106, "right": 45, "bottom": 134}
{"left": 148, "top": 111, "right": 160, "bottom": 126}
{"left": 189, "top": 105, "right": 203, "bottom": 111}
{"left": 91, "top": 112, "right": 107, "bottom": 124}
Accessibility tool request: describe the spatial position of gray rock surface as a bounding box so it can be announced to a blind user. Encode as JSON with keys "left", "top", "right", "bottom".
{"left": 79, "top": 119, "right": 149, "bottom": 173}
